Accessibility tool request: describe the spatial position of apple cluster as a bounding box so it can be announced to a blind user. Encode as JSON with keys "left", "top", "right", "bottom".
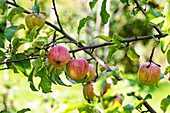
{"left": 46, "top": 45, "right": 122, "bottom": 108}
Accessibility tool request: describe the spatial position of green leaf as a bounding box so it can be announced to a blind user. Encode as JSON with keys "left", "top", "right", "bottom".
{"left": 12, "top": 37, "right": 24, "bottom": 51}
{"left": 160, "top": 35, "right": 170, "bottom": 53}
{"left": 120, "top": 0, "right": 129, "bottom": 5}
{"left": 146, "top": 8, "right": 164, "bottom": 26}
{"left": 28, "top": 0, "right": 39, "bottom": 14}
{"left": 107, "top": 45, "right": 117, "bottom": 62}
{"left": 127, "top": 46, "right": 140, "bottom": 61}
{"left": 11, "top": 53, "right": 31, "bottom": 76}
{"left": 0, "top": 38, "right": 4, "bottom": 48}
{"left": 6, "top": 59, "right": 19, "bottom": 73}
{"left": 25, "top": 26, "right": 39, "bottom": 42}
{"left": 32, "top": 57, "right": 42, "bottom": 68}
{"left": 162, "top": 1, "right": 170, "bottom": 33}
{"left": 28, "top": 67, "right": 38, "bottom": 91}
{"left": 167, "top": 50, "right": 170, "bottom": 64}
{"left": 93, "top": 78, "right": 106, "bottom": 96}
{"left": 123, "top": 105, "right": 134, "bottom": 113}
{"left": 4, "top": 24, "right": 25, "bottom": 42}
{"left": 89, "top": 0, "right": 98, "bottom": 11}
{"left": 0, "top": 50, "right": 6, "bottom": 63}
{"left": 164, "top": 66, "right": 170, "bottom": 75}
{"left": 112, "top": 34, "right": 124, "bottom": 45}
{"left": 49, "top": 67, "right": 71, "bottom": 87}
{"left": 144, "top": 94, "right": 152, "bottom": 100}
{"left": 77, "top": 16, "right": 93, "bottom": 35}
{"left": 135, "top": 100, "right": 144, "bottom": 110}
{"left": 7, "top": 7, "right": 25, "bottom": 22}
{"left": 0, "top": 0, "right": 7, "bottom": 15}
{"left": 36, "top": 67, "right": 52, "bottom": 93}
{"left": 100, "top": 0, "right": 110, "bottom": 24}
{"left": 17, "top": 108, "right": 31, "bottom": 113}
{"left": 160, "top": 95, "right": 170, "bottom": 113}
{"left": 94, "top": 35, "right": 112, "bottom": 42}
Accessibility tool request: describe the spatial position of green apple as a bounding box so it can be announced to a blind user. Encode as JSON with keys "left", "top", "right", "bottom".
{"left": 25, "top": 13, "right": 45, "bottom": 30}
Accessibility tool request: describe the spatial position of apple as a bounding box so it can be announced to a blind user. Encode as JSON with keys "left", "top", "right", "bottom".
{"left": 86, "top": 64, "right": 96, "bottom": 82}
{"left": 66, "top": 58, "right": 89, "bottom": 80}
{"left": 103, "top": 94, "right": 122, "bottom": 108}
{"left": 138, "top": 62, "right": 161, "bottom": 86}
{"left": 25, "top": 13, "right": 45, "bottom": 30}
{"left": 83, "top": 82, "right": 97, "bottom": 101}
{"left": 103, "top": 77, "right": 114, "bottom": 93}
{"left": 47, "top": 46, "right": 70, "bottom": 67}
{"left": 111, "top": 94, "right": 122, "bottom": 105}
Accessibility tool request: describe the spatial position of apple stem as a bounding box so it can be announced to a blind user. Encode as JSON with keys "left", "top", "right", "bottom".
{"left": 147, "top": 47, "right": 155, "bottom": 68}
{"left": 72, "top": 52, "right": 76, "bottom": 59}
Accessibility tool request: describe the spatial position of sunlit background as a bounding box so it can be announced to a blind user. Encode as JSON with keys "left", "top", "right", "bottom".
{"left": 0, "top": 0, "right": 170, "bottom": 113}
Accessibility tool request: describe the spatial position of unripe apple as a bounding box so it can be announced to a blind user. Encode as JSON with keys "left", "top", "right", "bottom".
{"left": 47, "top": 46, "right": 70, "bottom": 67}
{"left": 103, "top": 77, "right": 114, "bottom": 93}
{"left": 83, "top": 82, "right": 97, "bottom": 101}
{"left": 138, "top": 62, "right": 161, "bottom": 86}
{"left": 86, "top": 64, "right": 96, "bottom": 82}
{"left": 103, "top": 94, "right": 122, "bottom": 108}
{"left": 66, "top": 58, "right": 89, "bottom": 80}
{"left": 25, "top": 13, "right": 45, "bottom": 30}
{"left": 111, "top": 94, "right": 122, "bottom": 105}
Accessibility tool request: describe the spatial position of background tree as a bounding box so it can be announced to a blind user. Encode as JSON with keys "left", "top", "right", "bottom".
{"left": 0, "top": 0, "right": 170, "bottom": 113}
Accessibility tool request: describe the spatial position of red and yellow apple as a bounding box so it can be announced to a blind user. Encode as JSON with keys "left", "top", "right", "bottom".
{"left": 103, "top": 94, "right": 122, "bottom": 108}
{"left": 47, "top": 46, "right": 70, "bottom": 67}
{"left": 86, "top": 64, "right": 96, "bottom": 82}
{"left": 25, "top": 13, "right": 45, "bottom": 30}
{"left": 103, "top": 77, "right": 114, "bottom": 93}
{"left": 138, "top": 62, "right": 161, "bottom": 86}
{"left": 66, "top": 58, "right": 89, "bottom": 80}
{"left": 83, "top": 82, "right": 97, "bottom": 101}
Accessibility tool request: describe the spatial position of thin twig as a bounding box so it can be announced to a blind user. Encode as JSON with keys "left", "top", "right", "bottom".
{"left": 0, "top": 57, "right": 38, "bottom": 65}
{"left": 133, "top": 0, "right": 163, "bottom": 36}
{"left": 52, "top": 0, "right": 63, "bottom": 31}
{"left": 130, "top": 92, "right": 156, "bottom": 113}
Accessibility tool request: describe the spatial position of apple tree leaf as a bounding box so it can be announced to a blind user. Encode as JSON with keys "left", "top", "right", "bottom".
{"left": 0, "top": 0, "right": 7, "bottom": 15}
{"left": 28, "top": 0, "right": 39, "bottom": 14}
{"left": 162, "top": 1, "right": 170, "bottom": 32}
{"left": 127, "top": 46, "right": 140, "bottom": 61}
{"left": 35, "top": 67, "right": 52, "bottom": 93}
{"left": 164, "top": 66, "right": 170, "bottom": 75}
{"left": 28, "top": 67, "right": 38, "bottom": 91}
{"left": 17, "top": 108, "right": 31, "bottom": 113}
{"left": 107, "top": 45, "right": 117, "bottom": 62}
{"left": 89, "top": 0, "right": 98, "bottom": 11}
{"left": 32, "top": 57, "right": 42, "bottom": 68}
{"left": 146, "top": 8, "right": 164, "bottom": 26}
{"left": 7, "top": 7, "right": 25, "bottom": 22}
{"left": 4, "top": 24, "right": 25, "bottom": 42}
{"left": 100, "top": 0, "right": 110, "bottom": 24}
{"left": 11, "top": 53, "right": 31, "bottom": 76}
{"left": 123, "top": 105, "right": 134, "bottom": 112}
{"left": 93, "top": 78, "right": 106, "bottom": 96}
{"left": 135, "top": 100, "right": 144, "bottom": 110}
{"left": 167, "top": 50, "right": 170, "bottom": 64}
{"left": 112, "top": 34, "right": 124, "bottom": 46}
{"left": 160, "top": 35, "right": 170, "bottom": 53}
{"left": 0, "top": 38, "right": 4, "bottom": 48}
{"left": 160, "top": 95, "right": 170, "bottom": 113}
{"left": 0, "top": 50, "right": 6, "bottom": 63}
{"left": 49, "top": 67, "right": 71, "bottom": 87}
{"left": 144, "top": 94, "right": 152, "bottom": 101}
{"left": 77, "top": 16, "right": 93, "bottom": 35}
{"left": 94, "top": 35, "right": 112, "bottom": 42}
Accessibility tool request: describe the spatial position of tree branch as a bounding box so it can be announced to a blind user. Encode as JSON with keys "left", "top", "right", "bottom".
{"left": 0, "top": 57, "right": 38, "bottom": 65}
{"left": 131, "top": 92, "right": 156, "bottom": 113}
{"left": 133, "top": 0, "right": 163, "bottom": 36}
{"left": 52, "top": 0, "right": 63, "bottom": 31}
